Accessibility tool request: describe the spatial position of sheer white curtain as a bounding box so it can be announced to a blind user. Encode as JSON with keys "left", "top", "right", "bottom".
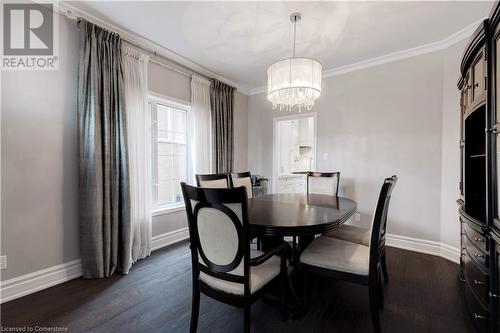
{"left": 122, "top": 46, "right": 152, "bottom": 265}
{"left": 190, "top": 75, "right": 212, "bottom": 181}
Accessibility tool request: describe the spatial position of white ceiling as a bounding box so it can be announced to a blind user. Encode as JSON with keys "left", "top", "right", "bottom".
{"left": 71, "top": 1, "right": 493, "bottom": 90}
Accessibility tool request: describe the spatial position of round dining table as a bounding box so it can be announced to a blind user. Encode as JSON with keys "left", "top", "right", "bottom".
{"left": 248, "top": 193, "right": 357, "bottom": 237}
{"left": 246, "top": 193, "right": 357, "bottom": 318}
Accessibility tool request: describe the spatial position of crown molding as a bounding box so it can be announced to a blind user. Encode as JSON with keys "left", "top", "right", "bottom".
{"left": 58, "top": 2, "right": 251, "bottom": 95}
{"left": 248, "top": 18, "right": 485, "bottom": 95}
{"left": 56, "top": 1, "right": 484, "bottom": 97}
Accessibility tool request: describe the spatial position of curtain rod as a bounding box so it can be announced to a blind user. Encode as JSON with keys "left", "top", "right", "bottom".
{"left": 125, "top": 41, "right": 192, "bottom": 79}
{"left": 75, "top": 16, "right": 209, "bottom": 81}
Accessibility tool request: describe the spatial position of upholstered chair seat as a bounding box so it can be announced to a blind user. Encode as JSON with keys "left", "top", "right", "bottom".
{"left": 325, "top": 225, "right": 370, "bottom": 246}
{"left": 199, "top": 250, "right": 280, "bottom": 295}
{"left": 299, "top": 175, "right": 398, "bottom": 333}
{"left": 300, "top": 236, "right": 370, "bottom": 276}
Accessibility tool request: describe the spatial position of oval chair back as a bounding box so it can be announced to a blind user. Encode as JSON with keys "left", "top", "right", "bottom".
{"left": 181, "top": 183, "right": 251, "bottom": 296}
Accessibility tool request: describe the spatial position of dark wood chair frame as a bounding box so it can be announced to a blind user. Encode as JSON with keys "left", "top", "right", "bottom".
{"left": 300, "top": 175, "right": 397, "bottom": 333}
{"left": 195, "top": 173, "right": 230, "bottom": 187}
{"left": 306, "top": 171, "right": 341, "bottom": 197}
{"left": 181, "top": 183, "right": 291, "bottom": 333}
{"left": 228, "top": 171, "right": 252, "bottom": 188}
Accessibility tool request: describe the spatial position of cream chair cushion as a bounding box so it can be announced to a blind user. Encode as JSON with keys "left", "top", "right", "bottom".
{"left": 232, "top": 176, "right": 253, "bottom": 199}
{"left": 199, "top": 250, "right": 281, "bottom": 295}
{"left": 199, "top": 178, "right": 228, "bottom": 188}
{"left": 325, "top": 225, "right": 370, "bottom": 246}
{"left": 196, "top": 203, "right": 242, "bottom": 266}
{"left": 300, "top": 236, "right": 370, "bottom": 276}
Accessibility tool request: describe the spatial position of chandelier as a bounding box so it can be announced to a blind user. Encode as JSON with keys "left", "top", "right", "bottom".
{"left": 267, "top": 13, "right": 322, "bottom": 112}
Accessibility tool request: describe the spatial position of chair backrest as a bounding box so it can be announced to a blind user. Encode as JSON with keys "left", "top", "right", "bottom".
{"left": 230, "top": 171, "right": 253, "bottom": 199}
{"left": 307, "top": 172, "right": 341, "bottom": 196}
{"left": 368, "top": 175, "right": 398, "bottom": 277}
{"left": 195, "top": 173, "right": 230, "bottom": 188}
{"left": 181, "top": 183, "right": 251, "bottom": 295}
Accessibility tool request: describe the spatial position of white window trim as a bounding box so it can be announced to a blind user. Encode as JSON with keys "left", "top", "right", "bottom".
{"left": 149, "top": 92, "right": 192, "bottom": 215}
{"left": 149, "top": 91, "right": 191, "bottom": 109}
{"left": 152, "top": 203, "right": 185, "bottom": 217}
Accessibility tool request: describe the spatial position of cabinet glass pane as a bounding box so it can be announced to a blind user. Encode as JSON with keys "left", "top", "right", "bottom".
{"left": 473, "top": 57, "right": 483, "bottom": 100}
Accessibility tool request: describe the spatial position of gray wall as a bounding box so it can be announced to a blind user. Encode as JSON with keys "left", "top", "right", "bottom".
{"left": 1, "top": 13, "right": 249, "bottom": 281}
{"left": 1, "top": 16, "right": 80, "bottom": 281}
{"left": 440, "top": 40, "right": 466, "bottom": 249}
{"left": 248, "top": 47, "right": 461, "bottom": 246}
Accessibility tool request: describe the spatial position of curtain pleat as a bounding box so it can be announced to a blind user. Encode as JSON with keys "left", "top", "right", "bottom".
{"left": 190, "top": 76, "right": 212, "bottom": 180}
{"left": 78, "top": 20, "right": 131, "bottom": 278}
{"left": 122, "top": 46, "right": 151, "bottom": 266}
{"left": 210, "top": 79, "right": 235, "bottom": 173}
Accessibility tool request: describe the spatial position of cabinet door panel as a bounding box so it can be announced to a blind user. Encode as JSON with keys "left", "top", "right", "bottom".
{"left": 473, "top": 55, "right": 485, "bottom": 102}
{"left": 465, "top": 282, "right": 489, "bottom": 333}
{"left": 495, "top": 34, "right": 500, "bottom": 229}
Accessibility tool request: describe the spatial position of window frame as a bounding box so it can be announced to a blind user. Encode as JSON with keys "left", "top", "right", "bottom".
{"left": 149, "top": 93, "right": 192, "bottom": 216}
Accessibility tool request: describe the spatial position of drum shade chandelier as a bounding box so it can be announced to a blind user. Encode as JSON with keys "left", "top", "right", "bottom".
{"left": 267, "top": 13, "right": 322, "bottom": 112}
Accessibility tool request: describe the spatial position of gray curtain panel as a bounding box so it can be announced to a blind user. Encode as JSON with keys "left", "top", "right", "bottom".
{"left": 78, "top": 20, "right": 131, "bottom": 278}
{"left": 210, "top": 79, "right": 235, "bottom": 173}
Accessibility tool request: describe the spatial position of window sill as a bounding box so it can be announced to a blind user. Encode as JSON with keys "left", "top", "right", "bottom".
{"left": 152, "top": 204, "right": 185, "bottom": 217}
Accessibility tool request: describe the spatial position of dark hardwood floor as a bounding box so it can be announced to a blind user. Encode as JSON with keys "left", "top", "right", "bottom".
{"left": 1, "top": 242, "right": 468, "bottom": 332}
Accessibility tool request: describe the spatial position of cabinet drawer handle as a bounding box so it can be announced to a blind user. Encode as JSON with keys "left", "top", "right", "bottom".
{"left": 489, "top": 291, "right": 500, "bottom": 298}
{"left": 473, "top": 279, "right": 485, "bottom": 285}
{"left": 474, "top": 83, "right": 479, "bottom": 88}
{"left": 474, "top": 253, "right": 485, "bottom": 259}
{"left": 474, "top": 313, "right": 487, "bottom": 320}
{"left": 474, "top": 237, "right": 485, "bottom": 243}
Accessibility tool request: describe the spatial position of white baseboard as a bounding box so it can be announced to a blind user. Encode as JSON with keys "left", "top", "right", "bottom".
{"left": 386, "top": 233, "right": 460, "bottom": 264}
{"left": 0, "top": 230, "right": 456, "bottom": 304}
{"left": 0, "top": 227, "right": 190, "bottom": 304}
{"left": 0, "top": 259, "right": 82, "bottom": 304}
{"left": 151, "top": 227, "right": 190, "bottom": 251}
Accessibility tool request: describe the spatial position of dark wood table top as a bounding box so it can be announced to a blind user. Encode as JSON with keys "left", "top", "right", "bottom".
{"left": 249, "top": 193, "right": 357, "bottom": 236}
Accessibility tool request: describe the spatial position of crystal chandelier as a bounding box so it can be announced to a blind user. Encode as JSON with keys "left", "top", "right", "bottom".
{"left": 267, "top": 13, "right": 322, "bottom": 112}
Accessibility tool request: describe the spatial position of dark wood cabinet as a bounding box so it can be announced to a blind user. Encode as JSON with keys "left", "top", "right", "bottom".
{"left": 459, "top": 3, "right": 500, "bottom": 332}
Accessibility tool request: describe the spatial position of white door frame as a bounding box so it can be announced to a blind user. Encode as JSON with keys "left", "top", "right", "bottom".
{"left": 272, "top": 112, "right": 318, "bottom": 193}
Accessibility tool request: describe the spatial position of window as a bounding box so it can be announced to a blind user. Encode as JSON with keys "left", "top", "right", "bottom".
{"left": 150, "top": 96, "right": 191, "bottom": 211}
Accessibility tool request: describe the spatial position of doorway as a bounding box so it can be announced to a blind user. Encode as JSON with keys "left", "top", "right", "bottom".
{"left": 273, "top": 113, "right": 317, "bottom": 193}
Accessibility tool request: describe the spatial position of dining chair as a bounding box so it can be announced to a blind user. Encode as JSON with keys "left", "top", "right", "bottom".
{"left": 181, "top": 183, "right": 290, "bottom": 333}
{"left": 299, "top": 175, "right": 397, "bottom": 333}
{"left": 230, "top": 171, "right": 253, "bottom": 199}
{"left": 195, "top": 173, "right": 230, "bottom": 188}
{"left": 325, "top": 224, "right": 389, "bottom": 283}
{"left": 307, "top": 172, "right": 341, "bottom": 197}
